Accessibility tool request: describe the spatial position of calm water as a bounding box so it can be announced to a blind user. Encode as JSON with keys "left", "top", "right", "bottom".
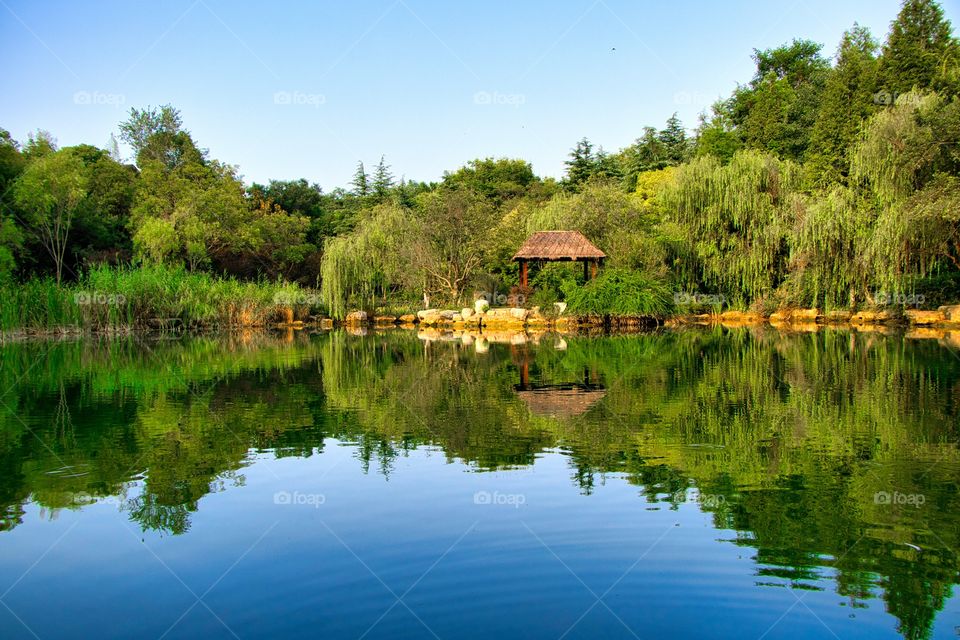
{"left": 1, "top": 327, "right": 958, "bottom": 640}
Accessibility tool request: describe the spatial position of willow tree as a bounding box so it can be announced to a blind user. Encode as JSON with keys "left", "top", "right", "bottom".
{"left": 319, "top": 203, "right": 414, "bottom": 318}
{"left": 787, "top": 185, "right": 875, "bottom": 308}
{"left": 852, "top": 90, "right": 960, "bottom": 291}
{"left": 661, "top": 150, "right": 802, "bottom": 307}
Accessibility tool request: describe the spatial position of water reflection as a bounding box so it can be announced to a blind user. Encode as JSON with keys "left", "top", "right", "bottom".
{"left": 1, "top": 327, "right": 958, "bottom": 639}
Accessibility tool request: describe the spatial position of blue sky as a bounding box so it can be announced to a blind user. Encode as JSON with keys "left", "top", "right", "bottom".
{"left": 2, "top": 0, "right": 957, "bottom": 188}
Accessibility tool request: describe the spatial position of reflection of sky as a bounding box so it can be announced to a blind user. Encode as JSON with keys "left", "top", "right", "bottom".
{"left": 3, "top": 441, "right": 953, "bottom": 639}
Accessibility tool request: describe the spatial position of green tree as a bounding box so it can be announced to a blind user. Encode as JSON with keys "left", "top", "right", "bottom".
{"left": 657, "top": 113, "right": 690, "bottom": 165}
{"left": 732, "top": 40, "right": 831, "bottom": 161}
{"left": 21, "top": 130, "right": 57, "bottom": 160}
{"left": 564, "top": 137, "right": 596, "bottom": 189}
{"left": 661, "top": 150, "right": 802, "bottom": 306}
{"left": 372, "top": 155, "right": 394, "bottom": 202}
{"left": 351, "top": 161, "right": 370, "bottom": 197}
{"left": 0, "top": 130, "right": 26, "bottom": 279}
{"left": 64, "top": 144, "right": 136, "bottom": 264}
{"left": 118, "top": 104, "right": 184, "bottom": 166}
{"left": 413, "top": 187, "right": 499, "bottom": 301}
{"left": 13, "top": 150, "right": 88, "bottom": 283}
{"left": 878, "top": 0, "right": 959, "bottom": 96}
{"left": 695, "top": 100, "right": 742, "bottom": 162}
{"left": 442, "top": 157, "right": 541, "bottom": 207}
{"left": 806, "top": 25, "right": 880, "bottom": 185}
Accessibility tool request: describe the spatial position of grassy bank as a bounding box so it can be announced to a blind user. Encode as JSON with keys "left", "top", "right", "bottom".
{"left": 0, "top": 265, "right": 322, "bottom": 334}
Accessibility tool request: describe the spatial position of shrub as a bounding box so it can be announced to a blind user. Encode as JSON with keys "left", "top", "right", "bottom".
{"left": 562, "top": 269, "right": 674, "bottom": 317}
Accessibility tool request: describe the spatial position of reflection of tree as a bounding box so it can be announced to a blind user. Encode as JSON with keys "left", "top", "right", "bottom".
{"left": 0, "top": 327, "right": 958, "bottom": 639}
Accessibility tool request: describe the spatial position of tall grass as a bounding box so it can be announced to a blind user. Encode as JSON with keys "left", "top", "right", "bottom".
{"left": 562, "top": 269, "right": 674, "bottom": 318}
{"left": 0, "top": 264, "right": 322, "bottom": 333}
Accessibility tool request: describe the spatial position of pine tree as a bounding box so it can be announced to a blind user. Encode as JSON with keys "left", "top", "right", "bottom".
{"left": 372, "top": 156, "right": 394, "bottom": 201}
{"left": 351, "top": 161, "right": 369, "bottom": 197}
{"left": 879, "top": 0, "right": 958, "bottom": 96}
{"left": 564, "top": 137, "right": 596, "bottom": 188}
{"left": 657, "top": 113, "right": 689, "bottom": 165}
{"left": 806, "top": 24, "right": 880, "bottom": 185}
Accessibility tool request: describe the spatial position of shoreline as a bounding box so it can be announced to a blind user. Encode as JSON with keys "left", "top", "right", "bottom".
{"left": 4, "top": 306, "right": 960, "bottom": 345}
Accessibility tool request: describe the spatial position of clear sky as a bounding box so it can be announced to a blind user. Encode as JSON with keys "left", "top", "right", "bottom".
{"left": 2, "top": 0, "right": 957, "bottom": 189}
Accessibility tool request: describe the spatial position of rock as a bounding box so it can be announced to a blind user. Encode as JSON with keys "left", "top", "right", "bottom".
{"left": 850, "top": 310, "right": 892, "bottom": 324}
{"left": 345, "top": 311, "right": 368, "bottom": 325}
{"left": 419, "top": 313, "right": 443, "bottom": 326}
{"left": 417, "top": 309, "right": 439, "bottom": 320}
{"left": 509, "top": 308, "right": 529, "bottom": 320}
{"left": 439, "top": 310, "right": 458, "bottom": 320}
{"left": 905, "top": 309, "right": 946, "bottom": 325}
{"left": 399, "top": 314, "right": 417, "bottom": 324}
{"left": 474, "top": 298, "right": 490, "bottom": 314}
{"left": 320, "top": 318, "right": 334, "bottom": 330}
{"left": 374, "top": 315, "right": 397, "bottom": 325}
{"left": 460, "top": 333, "right": 474, "bottom": 346}
{"left": 461, "top": 308, "right": 474, "bottom": 319}
{"left": 770, "top": 308, "right": 818, "bottom": 324}
{"left": 451, "top": 313, "right": 463, "bottom": 322}
{"left": 825, "top": 310, "right": 851, "bottom": 322}
{"left": 555, "top": 337, "right": 568, "bottom": 350}
{"left": 938, "top": 305, "right": 960, "bottom": 323}
{"left": 719, "top": 311, "right": 763, "bottom": 323}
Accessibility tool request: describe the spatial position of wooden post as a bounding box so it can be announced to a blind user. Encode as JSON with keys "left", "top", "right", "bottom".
{"left": 520, "top": 260, "right": 528, "bottom": 287}
{"left": 591, "top": 259, "right": 598, "bottom": 280}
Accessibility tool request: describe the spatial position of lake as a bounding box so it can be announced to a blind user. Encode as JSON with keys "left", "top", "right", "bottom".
{"left": 1, "top": 327, "right": 958, "bottom": 639}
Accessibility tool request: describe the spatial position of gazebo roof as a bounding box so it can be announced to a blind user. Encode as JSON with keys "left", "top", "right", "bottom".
{"left": 512, "top": 231, "right": 606, "bottom": 261}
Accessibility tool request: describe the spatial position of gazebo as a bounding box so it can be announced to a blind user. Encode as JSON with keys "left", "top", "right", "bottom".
{"left": 512, "top": 231, "right": 606, "bottom": 287}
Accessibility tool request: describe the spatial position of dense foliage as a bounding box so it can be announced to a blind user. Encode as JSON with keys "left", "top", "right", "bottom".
{"left": 2, "top": 0, "right": 958, "bottom": 320}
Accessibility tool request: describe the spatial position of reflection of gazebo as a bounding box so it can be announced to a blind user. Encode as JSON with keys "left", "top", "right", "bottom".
{"left": 513, "top": 231, "right": 606, "bottom": 287}
{"left": 513, "top": 353, "right": 606, "bottom": 418}
{"left": 515, "top": 385, "right": 607, "bottom": 418}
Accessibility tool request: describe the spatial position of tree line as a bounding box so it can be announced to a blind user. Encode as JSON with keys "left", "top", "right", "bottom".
{"left": 1, "top": 0, "right": 958, "bottom": 317}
